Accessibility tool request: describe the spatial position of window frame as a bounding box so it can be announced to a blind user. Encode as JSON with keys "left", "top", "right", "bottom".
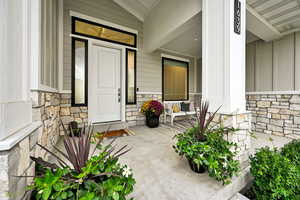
{"left": 126, "top": 49, "right": 137, "bottom": 105}
{"left": 71, "top": 37, "right": 88, "bottom": 107}
{"left": 162, "top": 57, "right": 189, "bottom": 102}
{"left": 72, "top": 16, "right": 137, "bottom": 48}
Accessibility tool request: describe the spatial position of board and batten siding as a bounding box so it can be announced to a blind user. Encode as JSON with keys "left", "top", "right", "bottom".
{"left": 63, "top": 0, "right": 197, "bottom": 93}
{"left": 246, "top": 31, "right": 300, "bottom": 92}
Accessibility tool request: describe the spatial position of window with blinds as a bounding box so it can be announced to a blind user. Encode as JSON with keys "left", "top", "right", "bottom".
{"left": 162, "top": 58, "right": 189, "bottom": 101}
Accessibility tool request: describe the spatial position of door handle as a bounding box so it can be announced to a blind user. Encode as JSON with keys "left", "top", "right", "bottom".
{"left": 118, "top": 88, "right": 121, "bottom": 102}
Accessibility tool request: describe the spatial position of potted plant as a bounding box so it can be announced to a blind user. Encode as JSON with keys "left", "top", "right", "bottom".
{"left": 25, "top": 123, "right": 136, "bottom": 200}
{"left": 173, "top": 101, "right": 240, "bottom": 185}
{"left": 68, "top": 121, "right": 81, "bottom": 137}
{"left": 141, "top": 100, "right": 164, "bottom": 128}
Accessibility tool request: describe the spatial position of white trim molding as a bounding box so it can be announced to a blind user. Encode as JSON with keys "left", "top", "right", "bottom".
{"left": 161, "top": 53, "right": 191, "bottom": 63}
{"left": 246, "top": 91, "right": 300, "bottom": 95}
{"left": 58, "top": 0, "right": 64, "bottom": 93}
{"left": 0, "top": 121, "right": 42, "bottom": 151}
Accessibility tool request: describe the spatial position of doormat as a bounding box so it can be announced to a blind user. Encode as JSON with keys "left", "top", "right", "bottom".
{"left": 96, "top": 129, "right": 135, "bottom": 139}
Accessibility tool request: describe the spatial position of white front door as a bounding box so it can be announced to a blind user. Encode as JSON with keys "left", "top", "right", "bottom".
{"left": 89, "top": 45, "right": 121, "bottom": 123}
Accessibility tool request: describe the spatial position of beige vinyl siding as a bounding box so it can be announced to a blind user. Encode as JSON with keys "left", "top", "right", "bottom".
{"left": 255, "top": 40, "right": 273, "bottom": 91}
{"left": 63, "top": 0, "right": 198, "bottom": 93}
{"left": 295, "top": 32, "right": 300, "bottom": 90}
{"left": 41, "top": 0, "right": 58, "bottom": 89}
{"left": 246, "top": 43, "right": 255, "bottom": 92}
{"left": 246, "top": 31, "right": 300, "bottom": 92}
{"left": 196, "top": 58, "right": 202, "bottom": 93}
{"left": 273, "top": 34, "right": 295, "bottom": 91}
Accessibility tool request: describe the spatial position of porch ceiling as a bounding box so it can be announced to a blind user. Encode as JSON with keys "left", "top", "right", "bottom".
{"left": 113, "top": 0, "right": 300, "bottom": 57}
{"left": 247, "top": 0, "right": 300, "bottom": 35}
{"left": 113, "top": 0, "right": 160, "bottom": 22}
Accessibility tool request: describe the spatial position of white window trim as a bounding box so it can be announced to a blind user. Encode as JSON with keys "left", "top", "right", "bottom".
{"left": 161, "top": 53, "right": 191, "bottom": 63}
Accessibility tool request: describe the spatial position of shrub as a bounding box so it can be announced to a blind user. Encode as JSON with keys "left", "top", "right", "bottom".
{"left": 281, "top": 139, "right": 300, "bottom": 165}
{"left": 250, "top": 147, "right": 300, "bottom": 200}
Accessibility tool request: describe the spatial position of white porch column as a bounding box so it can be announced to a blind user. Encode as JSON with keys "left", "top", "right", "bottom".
{"left": 202, "top": 0, "right": 246, "bottom": 113}
{"left": 0, "top": 0, "right": 33, "bottom": 141}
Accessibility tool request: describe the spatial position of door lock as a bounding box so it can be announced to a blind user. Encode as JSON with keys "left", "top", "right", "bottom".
{"left": 118, "top": 88, "right": 121, "bottom": 102}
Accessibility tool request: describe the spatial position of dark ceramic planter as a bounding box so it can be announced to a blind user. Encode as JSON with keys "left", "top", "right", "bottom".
{"left": 146, "top": 115, "right": 160, "bottom": 128}
{"left": 187, "top": 159, "right": 206, "bottom": 173}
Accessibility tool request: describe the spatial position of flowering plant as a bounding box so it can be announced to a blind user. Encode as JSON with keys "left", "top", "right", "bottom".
{"left": 141, "top": 100, "right": 164, "bottom": 117}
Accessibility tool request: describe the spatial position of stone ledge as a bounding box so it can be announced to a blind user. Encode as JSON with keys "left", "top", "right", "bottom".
{"left": 0, "top": 121, "right": 42, "bottom": 151}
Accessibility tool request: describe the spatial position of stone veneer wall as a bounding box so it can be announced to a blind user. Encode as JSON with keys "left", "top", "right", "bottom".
{"left": 125, "top": 93, "right": 202, "bottom": 126}
{"left": 212, "top": 112, "right": 251, "bottom": 163}
{"left": 59, "top": 93, "right": 88, "bottom": 135}
{"left": 31, "top": 91, "right": 61, "bottom": 150}
{"left": 246, "top": 94, "right": 300, "bottom": 139}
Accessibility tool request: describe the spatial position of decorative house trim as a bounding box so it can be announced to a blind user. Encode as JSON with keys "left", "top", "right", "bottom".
{"left": 136, "top": 92, "right": 201, "bottom": 95}
{"left": 159, "top": 48, "right": 197, "bottom": 59}
{"left": 0, "top": 121, "right": 42, "bottom": 151}
{"left": 246, "top": 91, "right": 300, "bottom": 95}
{"left": 161, "top": 53, "right": 191, "bottom": 63}
{"left": 58, "top": 0, "right": 64, "bottom": 93}
{"left": 60, "top": 90, "right": 72, "bottom": 94}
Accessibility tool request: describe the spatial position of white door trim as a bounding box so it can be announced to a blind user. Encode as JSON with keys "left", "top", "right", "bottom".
{"left": 88, "top": 40, "right": 126, "bottom": 123}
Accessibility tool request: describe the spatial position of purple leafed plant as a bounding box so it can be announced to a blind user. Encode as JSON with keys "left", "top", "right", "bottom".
{"left": 195, "top": 101, "right": 221, "bottom": 141}
{"left": 30, "top": 121, "right": 131, "bottom": 174}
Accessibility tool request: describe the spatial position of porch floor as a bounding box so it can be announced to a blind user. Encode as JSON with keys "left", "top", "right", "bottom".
{"left": 56, "top": 125, "right": 292, "bottom": 200}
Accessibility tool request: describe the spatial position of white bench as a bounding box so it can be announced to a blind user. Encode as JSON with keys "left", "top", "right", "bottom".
{"left": 163, "top": 101, "right": 196, "bottom": 125}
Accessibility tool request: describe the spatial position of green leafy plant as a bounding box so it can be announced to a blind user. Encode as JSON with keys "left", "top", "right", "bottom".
{"left": 173, "top": 126, "right": 240, "bottom": 185}
{"left": 281, "top": 139, "right": 300, "bottom": 165}
{"left": 26, "top": 122, "right": 135, "bottom": 200}
{"left": 173, "top": 100, "right": 239, "bottom": 184}
{"left": 250, "top": 147, "right": 300, "bottom": 200}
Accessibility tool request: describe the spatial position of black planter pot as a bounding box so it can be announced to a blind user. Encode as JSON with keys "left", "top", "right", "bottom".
{"left": 187, "top": 159, "right": 206, "bottom": 173}
{"left": 146, "top": 115, "right": 160, "bottom": 128}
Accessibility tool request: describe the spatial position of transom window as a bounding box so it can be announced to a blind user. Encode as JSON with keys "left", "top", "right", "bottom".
{"left": 162, "top": 58, "right": 189, "bottom": 101}
{"left": 72, "top": 17, "right": 137, "bottom": 48}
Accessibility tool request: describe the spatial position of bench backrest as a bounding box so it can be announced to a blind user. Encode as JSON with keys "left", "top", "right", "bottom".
{"left": 163, "top": 101, "right": 194, "bottom": 114}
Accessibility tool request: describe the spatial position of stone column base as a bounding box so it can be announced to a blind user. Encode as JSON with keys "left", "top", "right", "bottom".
{"left": 212, "top": 112, "right": 252, "bottom": 164}
{"left": 0, "top": 123, "right": 43, "bottom": 200}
